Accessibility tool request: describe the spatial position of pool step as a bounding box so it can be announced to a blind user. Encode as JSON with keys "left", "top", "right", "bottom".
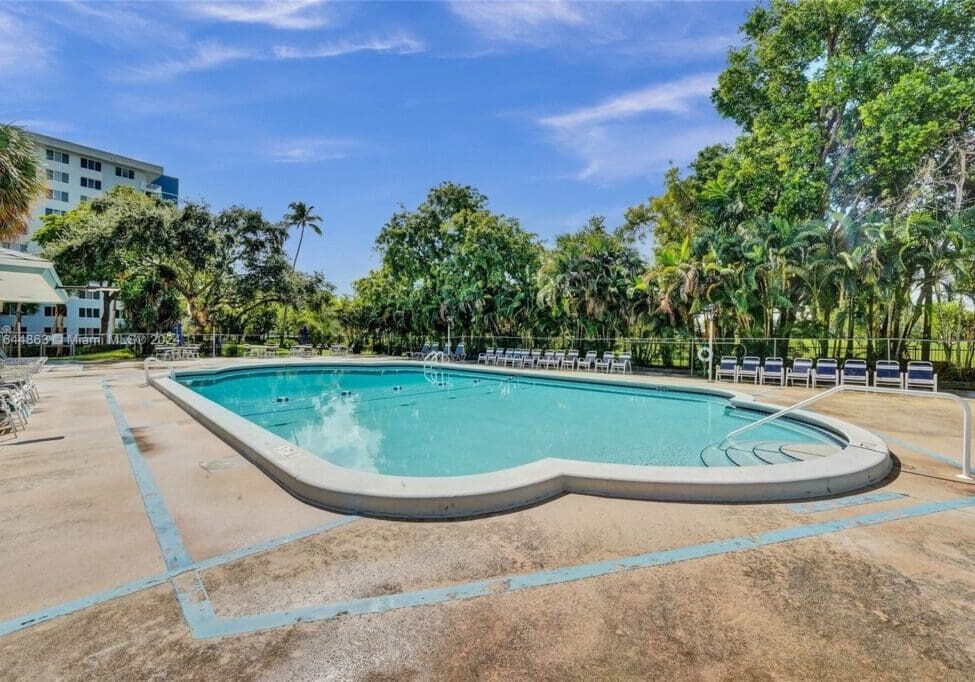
{"left": 700, "top": 440, "right": 808, "bottom": 468}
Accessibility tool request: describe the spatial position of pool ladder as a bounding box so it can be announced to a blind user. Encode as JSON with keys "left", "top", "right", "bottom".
{"left": 423, "top": 350, "right": 449, "bottom": 386}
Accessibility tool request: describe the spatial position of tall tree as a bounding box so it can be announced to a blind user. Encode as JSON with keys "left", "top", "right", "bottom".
{"left": 283, "top": 201, "right": 323, "bottom": 268}
{"left": 0, "top": 124, "right": 44, "bottom": 241}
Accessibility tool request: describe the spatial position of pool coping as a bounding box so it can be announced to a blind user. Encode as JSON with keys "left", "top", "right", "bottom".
{"left": 151, "top": 360, "right": 892, "bottom": 519}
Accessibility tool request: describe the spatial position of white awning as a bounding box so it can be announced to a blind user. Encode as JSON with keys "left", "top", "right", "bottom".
{"left": 0, "top": 248, "right": 69, "bottom": 305}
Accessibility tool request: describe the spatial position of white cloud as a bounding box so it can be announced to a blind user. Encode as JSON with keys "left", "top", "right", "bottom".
{"left": 0, "top": 11, "right": 51, "bottom": 76}
{"left": 119, "top": 42, "right": 255, "bottom": 81}
{"left": 266, "top": 137, "right": 358, "bottom": 164}
{"left": 183, "top": 0, "right": 334, "bottom": 30}
{"left": 538, "top": 73, "right": 737, "bottom": 183}
{"left": 56, "top": 0, "right": 188, "bottom": 46}
{"left": 566, "top": 121, "right": 738, "bottom": 183}
{"left": 447, "top": 0, "right": 586, "bottom": 44}
{"left": 540, "top": 73, "right": 719, "bottom": 129}
{"left": 117, "top": 33, "right": 424, "bottom": 81}
{"left": 273, "top": 34, "right": 425, "bottom": 60}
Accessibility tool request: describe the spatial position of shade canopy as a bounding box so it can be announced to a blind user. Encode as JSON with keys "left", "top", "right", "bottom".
{"left": 0, "top": 248, "right": 69, "bottom": 305}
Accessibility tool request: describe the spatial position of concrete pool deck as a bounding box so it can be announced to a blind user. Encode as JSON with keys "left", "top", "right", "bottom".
{"left": 2, "top": 357, "right": 974, "bottom": 678}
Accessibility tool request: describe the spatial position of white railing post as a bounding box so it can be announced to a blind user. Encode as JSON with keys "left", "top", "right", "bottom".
{"left": 722, "top": 385, "right": 972, "bottom": 481}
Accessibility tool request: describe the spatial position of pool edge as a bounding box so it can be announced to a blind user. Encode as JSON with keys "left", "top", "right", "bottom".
{"left": 150, "top": 360, "right": 892, "bottom": 519}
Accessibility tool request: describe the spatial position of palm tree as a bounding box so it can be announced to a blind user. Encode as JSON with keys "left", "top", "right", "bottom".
{"left": 0, "top": 124, "right": 45, "bottom": 241}
{"left": 282, "top": 201, "right": 323, "bottom": 268}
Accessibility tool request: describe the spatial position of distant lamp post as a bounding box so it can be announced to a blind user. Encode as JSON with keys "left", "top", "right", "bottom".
{"left": 771, "top": 308, "right": 782, "bottom": 356}
{"left": 445, "top": 315, "right": 453, "bottom": 356}
{"left": 701, "top": 304, "right": 718, "bottom": 382}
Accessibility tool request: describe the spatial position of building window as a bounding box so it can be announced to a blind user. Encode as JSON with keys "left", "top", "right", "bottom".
{"left": 80, "top": 196, "right": 89, "bottom": 203}
{"left": 80, "top": 177, "right": 102, "bottom": 190}
{"left": 44, "top": 208, "right": 66, "bottom": 216}
{"left": 80, "top": 158, "right": 102, "bottom": 172}
{"left": 46, "top": 149, "right": 69, "bottom": 163}
{"left": 78, "top": 307, "right": 101, "bottom": 318}
{"left": 45, "top": 189, "right": 69, "bottom": 202}
{"left": 46, "top": 169, "right": 69, "bottom": 183}
{"left": 43, "top": 306, "right": 55, "bottom": 317}
{"left": 115, "top": 166, "right": 136, "bottom": 179}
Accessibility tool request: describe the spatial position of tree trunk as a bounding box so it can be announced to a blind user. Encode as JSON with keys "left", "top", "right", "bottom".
{"left": 100, "top": 291, "right": 116, "bottom": 339}
{"left": 921, "top": 281, "right": 933, "bottom": 361}
{"left": 845, "top": 295, "right": 855, "bottom": 359}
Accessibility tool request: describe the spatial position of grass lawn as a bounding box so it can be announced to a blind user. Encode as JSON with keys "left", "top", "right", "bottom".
{"left": 48, "top": 348, "right": 137, "bottom": 362}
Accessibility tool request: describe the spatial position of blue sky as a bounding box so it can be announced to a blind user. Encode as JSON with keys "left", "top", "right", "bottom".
{"left": 2, "top": 1, "right": 749, "bottom": 292}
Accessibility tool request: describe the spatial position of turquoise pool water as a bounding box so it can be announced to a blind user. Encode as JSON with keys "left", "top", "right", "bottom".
{"left": 178, "top": 366, "right": 841, "bottom": 476}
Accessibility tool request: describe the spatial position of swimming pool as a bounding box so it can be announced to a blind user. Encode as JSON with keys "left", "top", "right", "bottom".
{"left": 178, "top": 366, "right": 841, "bottom": 475}
{"left": 153, "top": 361, "right": 891, "bottom": 518}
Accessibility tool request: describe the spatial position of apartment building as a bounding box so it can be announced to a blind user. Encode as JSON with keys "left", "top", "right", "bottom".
{"left": 0, "top": 132, "right": 179, "bottom": 338}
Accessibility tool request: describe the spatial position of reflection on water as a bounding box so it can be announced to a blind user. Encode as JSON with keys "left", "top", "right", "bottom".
{"left": 290, "top": 395, "right": 384, "bottom": 473}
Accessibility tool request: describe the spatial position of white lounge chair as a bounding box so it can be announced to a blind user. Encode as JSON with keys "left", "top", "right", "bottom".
{"left": 563, "top": 349, "right": 580, "bottom": 370}
{"left": 594, "top": 351, "right": 615, "bottom": 372}
{"left": 553, "top": 351, "right": 567, "bottom": 370}
{"left": 715, "top": 356, "right": 738, "bottom": 382}
{"left": 786, "top": 358, "right": 813, "bottom": 387}
{"left": 873, "top": 360, "right": 903, "bottom": 389}
{"left": 537, "top": 351, "right": 557, "bottom": 369}
{"left": 609, "top": 352, "right": 632, "bottom": 374}
{"left": 812, "top": 358, "right": 839, "bottom": 388}
{"left": 840, "top": 359, "right": 868, "bottom": 385}
{"left": 905, "top": 361, "right": 937, "bottom": 391}
{"left": 577, "top": 351, "right": 597, "bottom": 371}
{"left": 761, "top": 357, "right": 784, "bottom": 386}
{"left": 477, "top": 348, "right": 494, "bottom": 364}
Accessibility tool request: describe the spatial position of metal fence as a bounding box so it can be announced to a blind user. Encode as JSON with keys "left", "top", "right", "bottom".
{"left": 7, "top": 330, "right": 975, "bottom": 386}
{"left": 380, "top": 334, "right": 975, "bottom": 385}
{"left": 0, "top": 331, "right": 313, "bottom": 359}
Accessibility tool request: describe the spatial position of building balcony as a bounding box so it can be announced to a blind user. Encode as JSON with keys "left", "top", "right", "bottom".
{"left": 142, "top": 181, "right": 162, "bottom": 193}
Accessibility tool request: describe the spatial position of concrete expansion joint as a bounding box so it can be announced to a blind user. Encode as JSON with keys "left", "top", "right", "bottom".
{"left": 3, "top": 379, "right": 970, "bottom": 643}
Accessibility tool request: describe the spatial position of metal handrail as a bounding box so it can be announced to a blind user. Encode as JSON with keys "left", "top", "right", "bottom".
{"left": 143, "top": 356, "right": 174, "bottom": 386}
{"left": 423, "top": 350, "right": 446, "bottom": 367}
{"left": 722, "top": 384, "right": 972, "bottom": 480}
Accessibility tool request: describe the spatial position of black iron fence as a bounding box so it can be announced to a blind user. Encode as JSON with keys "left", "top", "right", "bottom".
{"left": 6, "top": 330, "right": 975, "bottom": 387}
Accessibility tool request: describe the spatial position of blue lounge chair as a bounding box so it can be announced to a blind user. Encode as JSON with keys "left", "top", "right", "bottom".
{"left": 786, "top": 358, "right": 813, "bottom": 387}
{"left": 715, "top": 356, "right": 738, "bottom": 382}
{"left": 840, "top": 359, "right": 868, "bottom": 385}
{"left": 594, "top": 351, "right": 615, "bottom": 372}
{"left": 411, "top": 342, "right": 431, "bottom": 360}
{"left": 761, "top": 357, "right": 784, "bottom": 385}
{"left": 905, "top": 361, "right": 937, "bottom": 391}
{"left": 873, "top": 360, "right": 903, "bottom": 389}
{"left": 528, "top": 349, "right": 542, "bottom": 368}
{"left": 738, "top": 356, "right": 761, "bottom": 384}
{"left": 812, "top": 358, "right": 839, "bottom": 388}
{"left": 452, "top": 343, "right": 465, "bottom": 361}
